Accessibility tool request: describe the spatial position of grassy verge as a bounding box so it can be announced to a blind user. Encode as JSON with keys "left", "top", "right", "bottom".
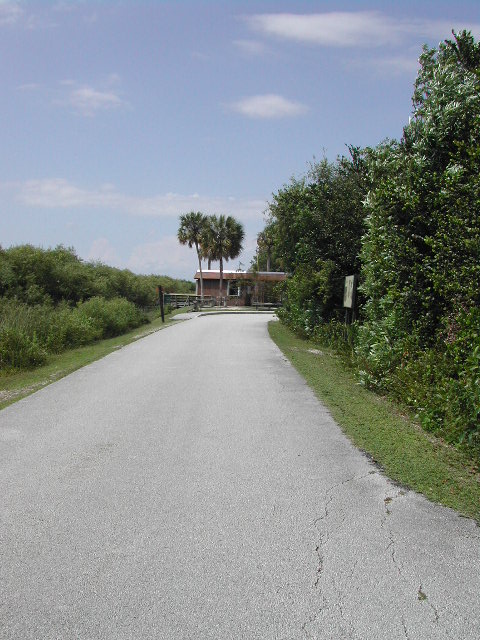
{"left": 269, "top": 321, "right": 480, "bottom": 521}
{"left": 0, "top": 309, "right": 187, "bottom": 411}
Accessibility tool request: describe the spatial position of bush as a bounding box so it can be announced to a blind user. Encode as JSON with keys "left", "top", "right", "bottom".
{"left": 42, "top": 304, "right": 101, "bottom": 352}
{"left": 312, "top": 320, "right": 358, "bottom": 359}
{"left": 266, "top": 154, "right": 366, "bottom": 326}
{"left": 0, "top": 296, "right": 148, "bottom": 373}
{"left": 0, "top": 241, "right": 193, "bottom": 373}
{"left": 77, "top": 296, "right": 147, "bottom": 338}
{"left": 354, "top": 32, "right": 480, "bottom": 458}
{"left": 358, "top": 32, "right": 480, "bottom": 381}
{"left": 396, "top": 307, "right": 480, "bottom": 451}
{"left": 0, "top": 327, "right": 47, "bottom": 370}
{"left": 0, "top": 244, "right": 194, "bottom": 307}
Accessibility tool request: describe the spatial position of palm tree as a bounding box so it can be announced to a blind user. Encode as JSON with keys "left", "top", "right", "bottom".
{"left": 202, "top": 215, "right": 245, "bottom": 298}
{"left": 177, "top": 211, "right": 207, "bottom": 300}
{"left": 257, "top": 226, "right": 275, "bottom": 272}
{"left": 202, "top": 242, "right": 215, "bottom": 270}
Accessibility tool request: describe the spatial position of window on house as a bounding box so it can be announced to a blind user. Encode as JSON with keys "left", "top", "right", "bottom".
{"left": 227, "top": 280, "right": 240, "bottom": 296}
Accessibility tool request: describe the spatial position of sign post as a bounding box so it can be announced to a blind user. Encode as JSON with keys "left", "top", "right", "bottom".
{"left": 158, "top": 285, "right": 165, "bottom": 323}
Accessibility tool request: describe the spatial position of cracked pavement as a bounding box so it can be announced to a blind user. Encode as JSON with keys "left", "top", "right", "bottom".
{"left": 1, "top": 314, "right": 479, "bottom": 639}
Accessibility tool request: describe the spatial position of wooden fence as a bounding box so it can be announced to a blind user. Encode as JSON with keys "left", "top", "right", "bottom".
{"left": 163, "top": 293, "right": 216, "bottom": 308}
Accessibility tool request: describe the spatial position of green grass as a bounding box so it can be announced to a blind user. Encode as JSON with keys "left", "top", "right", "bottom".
{"left": 0, "top": 308, "right": 187, "bottom": 410}
{"left": 269, "top": 321, "right": 480, "bottom": 521}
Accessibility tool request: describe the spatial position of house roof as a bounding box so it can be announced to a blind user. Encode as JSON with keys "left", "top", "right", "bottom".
{"left": 193, "top": 270, "right": 287, "bottom": 282}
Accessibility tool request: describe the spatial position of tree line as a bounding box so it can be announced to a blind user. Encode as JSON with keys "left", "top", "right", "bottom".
{"left": 0, "top": 244, "right": 194, "bottom": 371}
{"left": 256, "top": 31, "right": 480, "bottom": 456}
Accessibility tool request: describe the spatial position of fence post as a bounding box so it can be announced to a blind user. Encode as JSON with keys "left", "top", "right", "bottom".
{"left": 159, "top": 285, "right": 165, "bottom": 323}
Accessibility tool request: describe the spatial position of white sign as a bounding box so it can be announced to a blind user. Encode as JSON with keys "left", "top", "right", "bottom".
{"left": 343, "top": 275, "right": 356, "bottom": 308}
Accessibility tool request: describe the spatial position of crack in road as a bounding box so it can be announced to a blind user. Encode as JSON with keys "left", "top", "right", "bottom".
{"left": 418, "top": 585, "right": 440, "bottom": 625}
{"left": 314, "top": 540, "right": 323, "bottom": 588}
{"left": 386, "top": 530, "right": 403, "bottom": 578}
{"left": 382, "top": 491, "right": 406, "bottom": 579}
{"left": 303, "top": 471, "right": 374, "bottom": 638}
{"left": 401, "top": 617, "right": 410, "bottom": 639}
{"left": 301, "top": 612, "right": 319, "bottom": 639}
{"left": 384, "top": 492, "right": 444, "bottom": 633}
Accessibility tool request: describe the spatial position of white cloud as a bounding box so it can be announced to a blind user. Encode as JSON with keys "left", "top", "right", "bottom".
{"left": 24, "top": 13, "right": 58, "bottom": 30}
{"left": 247, "top": 12, "right": 480, "bottom": 48}
{"left": 83, "top": 12, "right": 97, "bottom": 25}
{"left": 69, "top": 86, "right": 123, "bottom": 116}
{"left": 419, "top": 20, "right": 480, "bottom": 41}
{"left": 52, "top": 1, "right": 76, "bottom": 12}
{"left": 370, "top": 54, "right": 421, "bottom": 75}
{"left": 11, "top": 178, "right": 266, "bottom": 223}
{"left": 66, "top": 85, "right": 124, "bottom": 116}
{"left": 56, "top": 76, "right": 127, "bottom": 117}
{"left": 87, "top": 238, "right": 122, "bottom": 267}
{"left": 14, "top": 77, "right": 125, "bottom": 115}
{"left": 247, "top": 12, "right": 399, "bottom": 47}
{"left": 228, "top": 94, "right": 308, "bottom": 119}
{"left": 16, "top": 83, "right": 41, "bottom": 92}
{"left": 0, "top": 1, "right": 23, "bottom": 25}
{"left": 233, "top": 39, "right": 268, "bottom": 56}
{"left": 349, "top": 47, "right": 421, "bottom": 75}
{"left": 0, "top": 1, "right": 93, "bottom": 29}
{"left": 2, "top": 178, "right": 268, "bottom": 278}
{"left": 127, "top": 232, "right": 260, "bottom": 278}
{"left": 19, "top": 179, "right": 105, "bottom": 208}
{"left": 191, "top": 51, "right": 210, "bottom": 62}
{"left": 127, "top": 237, "right": 195, "bottom": 277}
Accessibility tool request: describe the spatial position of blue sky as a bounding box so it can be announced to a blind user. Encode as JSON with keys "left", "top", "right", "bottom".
{"left": 2, "top": 1, "right": 479, "bottom": 280}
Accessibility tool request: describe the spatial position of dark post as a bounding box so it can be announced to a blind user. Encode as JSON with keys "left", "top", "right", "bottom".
{"left": 159, "top": 285, "right": 165, "bottom": 323}
{"left": 351, "top": 274, "right": 358, "bottom": 323}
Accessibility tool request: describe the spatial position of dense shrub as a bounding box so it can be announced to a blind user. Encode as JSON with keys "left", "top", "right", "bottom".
{"left": 77, "top": 296, "right": 147, "bottom": 338}
{"left": 393, "top": 307, "right": 480, "bottom": 450}
{"left": 38, "top": 303, "right": 100, "bottom": 352}
{"left": 277, "top": 265, "right": 325, "bottom": 337}
{"left": 356, "top": 31, "right": 480, "bottom": 449}
{"left": 0, "top": 244, "right": 194, "bottom": 307}
{"left": 0, "top": 296, "right": 147, "bottom": 372}
{"left": 312, "top": 320, "right": 358, "bottom": 359}
{"left": 0, "top": 243, "right": 194, "bottom": 372}
{"left": 268, "top": 153, "right": 367, "bottom": 330}
{"left": 0, "top": 327, "right": 47, "bottom": 370}
{"left": 264, "top": 32, "right": 480, "bottom": 457}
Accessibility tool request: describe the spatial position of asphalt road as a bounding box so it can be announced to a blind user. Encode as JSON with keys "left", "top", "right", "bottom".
{"left": 1, "top": 314, "right": 479, "bottom": 640}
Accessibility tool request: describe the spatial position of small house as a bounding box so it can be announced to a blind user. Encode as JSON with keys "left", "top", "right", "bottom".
{"left": 194, "top": 270, "right": 287, "bottom": 306}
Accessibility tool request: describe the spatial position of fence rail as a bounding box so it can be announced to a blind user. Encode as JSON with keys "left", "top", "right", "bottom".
{"left": 163, "top": 293, "right": 216, "bottom": 308}
{"left": 161, "top": 293, "right": 282, "bottom": 310}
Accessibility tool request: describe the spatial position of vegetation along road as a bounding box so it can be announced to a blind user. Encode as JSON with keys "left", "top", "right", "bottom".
{"left": 1, "top": 314, "right": 479, "bottom": 639}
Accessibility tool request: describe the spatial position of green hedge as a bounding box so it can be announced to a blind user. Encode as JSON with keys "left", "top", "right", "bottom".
{"left": 269, "top": 32, "right": 480, "bottom": 458}
{"left": 0, "top": 297, "right": 148, "bottom": 372}
{"left": 0, "top": 244, "right": 194, "bottom": 307}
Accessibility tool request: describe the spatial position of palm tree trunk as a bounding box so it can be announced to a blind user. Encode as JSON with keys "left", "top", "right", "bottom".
{"left": 219, "top": 256, "right": 224, "bottom": 303}
{"left": 199, "top": 261, "right": 204, "bottom": 300}
{"left": 196, "top": 243, "right": 204, "bottom": 301}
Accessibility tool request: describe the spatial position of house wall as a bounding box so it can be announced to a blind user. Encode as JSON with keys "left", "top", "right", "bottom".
{"left": 201, "top": 279, "right": 228, "bottom": 297}
{"left": 196, "top": 278, "right": 248, "bottom": 305}
{"left": 195, "top": 274, "right": 285, "bottom": 306}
